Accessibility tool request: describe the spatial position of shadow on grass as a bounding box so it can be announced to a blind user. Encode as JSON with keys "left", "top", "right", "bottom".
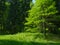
{"left": 0, "top": 40, "right": 60, "bottom": 45}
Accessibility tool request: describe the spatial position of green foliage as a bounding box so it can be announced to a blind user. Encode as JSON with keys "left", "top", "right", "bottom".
{"left": 0, "top": 0, "right": 31, "bottom": 34}
{"left": 0, "top": 0, "right": 60, "bottom": 34}
{"left": 25, "top": 0, "right": 58, "bottom": 33}
{"left": 0, "top": 0, "right": 6, "bottom": 32}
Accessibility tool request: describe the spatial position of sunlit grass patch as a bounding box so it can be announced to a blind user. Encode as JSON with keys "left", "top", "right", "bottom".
{"left": 0, "top": 33, "right": 60, "bottom": 45}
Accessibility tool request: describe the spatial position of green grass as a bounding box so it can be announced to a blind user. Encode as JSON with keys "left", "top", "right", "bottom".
{"left": 0, "top": 33, "right": 60, "bottom": 45}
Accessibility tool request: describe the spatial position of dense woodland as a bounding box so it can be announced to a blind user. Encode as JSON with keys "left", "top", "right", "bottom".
{"left": 0, "top": 0, "right": 60, "bottom": 35}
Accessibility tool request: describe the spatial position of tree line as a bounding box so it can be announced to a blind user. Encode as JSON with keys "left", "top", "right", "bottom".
{"left": 0, "top": 0, "right": 32, "bottom": 34}
{"left": 0, "top": 0, "right": 60, "bottom": 34}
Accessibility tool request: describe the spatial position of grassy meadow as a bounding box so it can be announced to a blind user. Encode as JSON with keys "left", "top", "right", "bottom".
{"left": 0, "top": 33, "right": 60, "bottom": 45}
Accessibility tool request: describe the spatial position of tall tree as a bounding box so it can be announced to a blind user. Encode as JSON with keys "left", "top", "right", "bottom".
{"left": 25, "top": 0, "right": 58, "bottom": 33}
{"left": 5, "top": 0, "right": 32, "bottom": 33}
{"left": 0, "top": 0, "right": 6, "bottom": 34}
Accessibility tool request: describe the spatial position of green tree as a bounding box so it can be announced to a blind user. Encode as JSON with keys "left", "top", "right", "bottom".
{"left": 5, "top": 0, "right": 32, "bottom": 33}
{"left": 0, "top": 0, "right": 32, "bottom": 34}
{"left": 25, "top": 0, "right": 58, "bottom": 33}
{"left": 0, "top": 0, "right": 7, "bottom": 34}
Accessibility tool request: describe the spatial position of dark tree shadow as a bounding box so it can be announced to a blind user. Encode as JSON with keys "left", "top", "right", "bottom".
{"left": 0, "top": 40, "right": 60, "bottom": 45}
